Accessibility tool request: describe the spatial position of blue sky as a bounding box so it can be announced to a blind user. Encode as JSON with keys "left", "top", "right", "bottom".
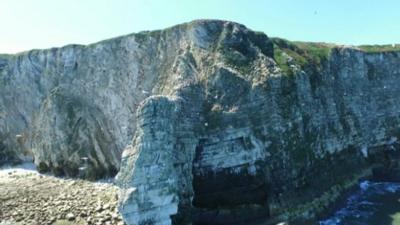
{"left": 0, "top": 0, "right": 399, "bottom": 53}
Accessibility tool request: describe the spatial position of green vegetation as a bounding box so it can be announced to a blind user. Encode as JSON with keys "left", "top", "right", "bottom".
{"left": 294, "top": 41, "right": 334, "bottom": 63}
{"left": 0, "top": 54, "right": 11, "bottom": 58}
{"left": 273, "top": 45, "right": 293, "bottom": 75}
{"left": 249, "top": 31, "right": 274, "bottom": 57}
{"left": 272, "top": 38, "right": 335, "bottom": 75}
{"left": 358, "top": 44, "right": 400, "bottom": 53}
{"left": 134, "top": 30, "right": 162, "bottom": 44}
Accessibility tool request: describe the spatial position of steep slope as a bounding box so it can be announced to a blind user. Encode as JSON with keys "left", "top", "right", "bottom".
{"left": 0, "top": 20, "right": 228, "bottom": 178}
{"left": 115, "top": 22, "right": 400, "bottom": 225}
{"left": 1, "top": 20, "right": 400, "bottom": 225}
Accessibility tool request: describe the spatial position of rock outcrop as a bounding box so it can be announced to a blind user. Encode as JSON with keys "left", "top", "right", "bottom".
{"left": 1, "top": 20, "right": 400, "bottom": 224}
{"left": 116, "top": 21, "right": 400, "bottom": 225}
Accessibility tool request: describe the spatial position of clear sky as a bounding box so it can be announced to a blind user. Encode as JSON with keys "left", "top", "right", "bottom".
{"left": 0, "top": 0, "right": 399, "bottom": 53}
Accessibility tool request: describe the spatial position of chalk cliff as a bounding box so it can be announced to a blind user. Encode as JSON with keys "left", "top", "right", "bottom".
{"left": 1, "top": 20, "right": 400, "bottom": 224}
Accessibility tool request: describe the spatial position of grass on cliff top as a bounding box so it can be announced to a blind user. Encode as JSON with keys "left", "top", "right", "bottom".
{"left": 0, "top": 54, "right": 12, "bottom": 59}
{"left": 271, "top": 38, "right": 335, "bottom": 75}
{"left": 272, "top": 38, "right": 400, "bottom": 75}
{"left": 358, "top": 44, "right": 400, "bottom": 53}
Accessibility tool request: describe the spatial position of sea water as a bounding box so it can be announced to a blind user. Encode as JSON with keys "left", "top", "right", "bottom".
{"left": 320, "top": 181, "right": 400, "bottom": 225}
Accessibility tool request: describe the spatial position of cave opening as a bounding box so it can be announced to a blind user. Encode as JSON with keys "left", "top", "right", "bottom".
{"left": 190, "top": 140, "right": 270, "bottom": 225}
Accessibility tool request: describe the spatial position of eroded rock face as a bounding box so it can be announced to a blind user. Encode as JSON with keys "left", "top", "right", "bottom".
{"left": 115, "top": 22, "right": 400, "bottom": 225}
{"left": 1, "top": 20, "right": 400, "bottom": 224}
{"left": 0, "top": 40, "right": 147, "bottom": 177}
{"left": 0, "top": 20, "right": 226, "bottom": 177}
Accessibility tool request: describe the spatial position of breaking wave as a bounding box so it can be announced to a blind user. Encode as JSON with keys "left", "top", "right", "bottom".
{"left": 320, "top": 181, "right": 400, "bottom": 225}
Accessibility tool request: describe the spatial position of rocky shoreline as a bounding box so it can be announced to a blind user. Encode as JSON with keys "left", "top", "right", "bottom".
{"left": 0, "top": 164, "right": 125, "bottom": 225}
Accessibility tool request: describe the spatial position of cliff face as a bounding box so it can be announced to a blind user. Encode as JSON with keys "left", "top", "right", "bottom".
{"left": 0, "top": 21, "right": 213, "bottom": 177}
{"left": 1, "top": 20, "right": 400, "bottom": 224}
{"left": 115, "top": 22, "right": 400, "bottom": 225}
